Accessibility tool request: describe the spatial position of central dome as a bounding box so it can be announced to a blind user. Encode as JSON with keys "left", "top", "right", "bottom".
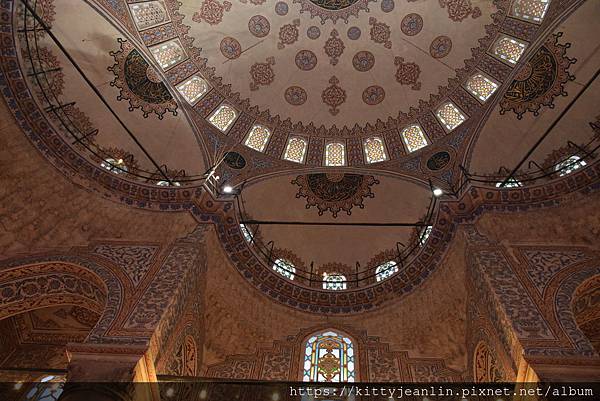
{"left": 177, "top": 0, "right": 494, "bottom": 131}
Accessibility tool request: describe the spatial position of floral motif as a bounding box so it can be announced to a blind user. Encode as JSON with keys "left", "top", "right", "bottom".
{"left": 277, "top": 19, "right": 301, "bottom": 49}
{"left": 248, "top": 15, "right": 270, "bottom": 38}
{"left": 394, "top": 57, "right": 421, "bottom": 90}
{"left": 292, "top": 0, "right": 373, "bottom": 24}
{"left": 369, "top": 17, "right": 392, "bottom": 49}
{"left": 220, "top": 37, "right": 242, "bottom": 59}
{"left": 500, "top": 33, "right": 576, "bottom": 119}
{"left": 401, "top": 13, "right": 423, "bottom": 36}
{"left": 285, "top": 86, "right": 308, "bottom": 105}
{"left": 192, "top": 0, "right": 232, "bottom": 25}
{"left": 439, "top": 0, "right": 481, "bottom": 22}
{"left": 430, "top": 35, "right": 453, "bottom": 58}
{"left": 362, "top": 86, "right": 385, "bottom": 105}
{"left": 291, "top": 173, "right": 380, "bottom": 217}
{"left": 321, "top": 76, "right": 346, "bottom": 115}
{"left": 324, "top": 29, "right": 345, "bottom": 66}
{"left": 108, "top": 39, "right": 177, "bottom": 119}
{"left": 352, "top": 51, "right": 375, "bottom": 72}
{"left": 307, "top": 26, "right": 321, "bottom": 39}
{"left": 295, "top": 50, "right": 318, "bottom": 71}
{"left": 250, "top": 57, "right": 276, "bottom": 91}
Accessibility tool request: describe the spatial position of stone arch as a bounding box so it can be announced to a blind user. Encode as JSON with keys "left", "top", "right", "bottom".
{"left": 553, "top": 265, "right": 600, "bottom": 356}
{"left": 571, "top": 274, "right": 600, "bottom": 354}
{"left": 0, "top": 254, "right": 125, "bottom": 343}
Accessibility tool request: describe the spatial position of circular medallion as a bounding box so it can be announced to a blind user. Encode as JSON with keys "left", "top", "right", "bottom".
{"left": 224, "top": 152, "right": 247, "bottom": 169}
{"left": 308, "top": 0, "right": 359, "bottom": 11}
{"left": 220, "top": 37, "right": 241, "bottom": 59}
{"left": 275, "top": 1, "right": 289, "bottom": 15}
{"left": 295, "top": 50, "right": 318, "bottom": 71}
{"left": 352, "top": 51, "right": 375, "bottom": 72}
{"left": 401, "top": 13, "right": 423, "bottom": 36}
{"left": 430, "top": 36, "right": 452, "bottom": 59}
{"left": 347, "top": 26, "right": 361, "bottom": 40}
{"left": 362, "top": 86, "right": 385, "bottom": 105}
{"left": 307, "top": 26, "right": 321, "bottom": 40}
{"left": 285, "top": 86, "right": 307, "bottom": 106}
{"left": 145, "top": 66, "right": 162, "bottom": 84}
{"left": 380, "top": 0, "right": 395, "bottom": 13}
{"left": 248, "top": 15, "right": 270, "bottom": 38}
{"left": 426, "top": 151, "right": 451, "bottom": 171}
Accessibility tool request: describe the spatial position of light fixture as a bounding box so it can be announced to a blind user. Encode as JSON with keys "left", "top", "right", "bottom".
{"left": 222, "top": 185, "right": 233, "bottom": 194}
{"left": 432, "top": 188, "right": 443, "bottom": 197}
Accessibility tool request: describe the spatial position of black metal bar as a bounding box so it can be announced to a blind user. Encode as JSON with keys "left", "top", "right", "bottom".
{"left": 71, "top": 129, "right": 98, "bottom": 145}
{"left": 500, "top": 66, "right": 600, "bottom": 187}
{"left": 19, "top": 0, "right": 173, "bottom": 184}
{"left": 240, "top": 220, "right": 429, "bottom": 227}
{"left": 27, "top": 67, "right": 61, "bottom": 76}
{"left": 44, "top": 101, "right": 75, "bottom": 112}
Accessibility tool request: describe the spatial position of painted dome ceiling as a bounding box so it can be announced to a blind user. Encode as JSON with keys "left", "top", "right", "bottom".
{"left": 177, "top": 0, "right": 493, "bottom": 130}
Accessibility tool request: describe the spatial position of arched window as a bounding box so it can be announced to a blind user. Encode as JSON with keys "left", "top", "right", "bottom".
{"left": 491, "top": 35, "right": 527, "bottom": 65}
{"left": 273, "top": 258, "right": 296, "bottom": 280}
{"left": 302, "top": 330, "right": 356, "bottom": 382}
{"left": 323, "top": 273, "right": 346, "bottom": 290}
{"left": 325, "top": 142, "right": 346, "bottom": 166}
{"left": 156, "top": 180, "right": 181, "bottom": 187}
{"left": 244, "top": 124, "right": 271, "bottom": 152}
{"left": 511, "top": 0, "right": 550, "bottom": 23}
{"left": 401, "top": 124, "right": 428, "bottom": 153}
{"left": 209, "top": 104, "right": 238, "bottom": 132}
{"left": 555, "top": 155, "right": 586, "bottom": 177}
{"left": 375, "top": 261, "right": 398, "bottom": 282}
{"left": 495, "top": 178, "right": 522, "bottom": 188}
{"left": 283, "top": 136, "right": 308, "bottom": 163}
{"left": 435, "top": 102, "right": 466, "bottom": 131}
{"left": 100, "top": 158, "right": 128, "bottom": 174}
{"left": 363, "top": 137, "right": 388, "bottom": 164}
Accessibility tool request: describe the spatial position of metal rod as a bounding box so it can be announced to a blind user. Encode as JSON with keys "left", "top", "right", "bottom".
{"left": 500, "top": 66, "right": 600, "bottom": 187}
{"left": 240, "top": 220, "right": 429, "bottom": 227}
{"left": 19, "top": 0, "right": 172, "bottom": 184}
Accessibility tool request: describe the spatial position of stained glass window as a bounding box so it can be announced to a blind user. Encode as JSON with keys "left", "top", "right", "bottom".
{"left": 209, "top": 104, "right": 237, "bottom": 132}
{"left": 419, "top": 225, "right": 433, "bottom": 247}
{"left": 401, "top": 124, "right": 428, "bottom": 153}
{"left": 273, "top": 258, "right": 296, "bottom": 280}
{"left": 100, "top": 158, "right": 128, "bottom": 174}
{"left": 492, "top": 35, "right": 527, "bottom": 65}
{"left": 177, "top": 75, "right": 209, "bottom": 105}
{"left": 495, "top": 178, "right": 522, "bottom": 188}
{"left": 283, "top": 136, "right": 308, "bottom": 163}
{"left": 363, "top": 137, "right": 388, "bottom": 164}
{"left": 323, "top": 273, "right": 347, "bottom": 290}
{"left": 302, "top": 331, "right": 356, "bottom": 382}
{"left": 435, "top": 102, "right": 466, "bottom": 131}
{"left": 129, "top": 0, "right": 169, "bottom": 30}
{"left": 375, "top": 261, "right": 398, "bottom": 282}
{"left": 325, "top": 142, "right": 346, "bottom": 166}
{"left": 25, "top": 376, "right": 64, "bottom": 401}
{"left": 555, "top": 155, "right": 587, "bottom": 177}
{"left": 150, "top": 39, "right": 186, "bottom": 70}
{"left": 240, "top": 224, "right": 254, "bottom": 243}
{"left": 465, "top": 73, "right": 499, "bottom": 102}
{"left": 244, "top": 125, "right": 271, "bottom": 152}
{"left": 511, "top": 0, "right": 550, "bottom": 23}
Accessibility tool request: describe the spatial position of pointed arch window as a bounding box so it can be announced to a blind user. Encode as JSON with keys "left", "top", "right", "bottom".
{"left": 401, "top": 124, "right": 428, "bottom": 153}
{"left": 100, "top": 158, "right": 128, "bottom": 174}
{"left": 273, "top": 258, "right": 296, "bottom": 280}
{"left": 363, "top": 137, "right": 388, "bottom": 164}
{"left": 244, "top": 124, "right": 271, "bottom": 152}
{"left": 418, "top": 225, "right": 433, "bottom": 247}
{"left": 323, "top": 273, "right": 347, "bottom": 290}
{"left": 555, "top": 155, "right": 587, "bottom": 177}
{"left": 495, "top": 178, "right": 522, "bottom": 188}
{"left": 375, "top": 261, "right": 398, "bottom": 282}
{"left": 302, "top": 330, "right": 356, "bottom": 382}
{"left": 511, "top": 0, "right": 550, "bottom": 23}
{"left": 491, "top": 35, "right": 527, "bottom": 65}
{"left": 283, "top": 136, "right": 308, "bottom": 163}
{"left": 325, "top": 142, "right": 346, "bottom": 166}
